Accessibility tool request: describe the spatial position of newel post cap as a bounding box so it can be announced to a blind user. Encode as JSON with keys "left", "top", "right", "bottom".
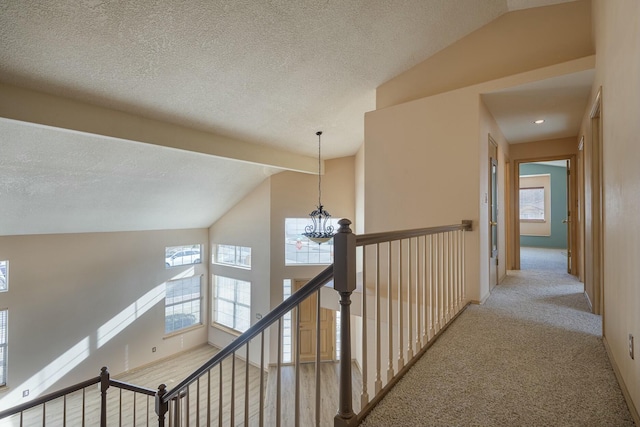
{"left": 337, "top": 218, "right": 352, "bottom": 233}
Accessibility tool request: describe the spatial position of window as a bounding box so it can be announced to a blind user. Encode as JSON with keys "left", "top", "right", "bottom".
{"left": 520, "top": 187, "right": 545, "bottom": 221}
{"left": 165, "top": 245, "right": 202, "bottom": 268}
{"left": 285, "top": 218, "right": 340, "bottom": 265}
{"left": 165, "top": 276, "right": 202, "bottom": 334}
{"left": 282, "top": 279, "right": 293, "bottom": 363}
{"left": 213, "top": 276, "right": 251, "bottom": 333}
{"left": 0, "top": 309, "right": 6, "bottom": 386}
{"left": 0, "top": 261, "right": 7, "bottom": 292}
{"left": 213, "top": 244, "right": 251, "bottom": 269}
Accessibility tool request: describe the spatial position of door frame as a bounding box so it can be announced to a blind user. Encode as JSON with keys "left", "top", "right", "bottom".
{"left": 510, "top": 155, "right": 578, "bottom": 275}
{"left": 488, "top": 135, "right": 499, "bottom": 289}
{"left": 585, "top": 88, "right": 604, "bottom": 317}
{"left": 293, "top": 279, "right": 336, "bottom": 363}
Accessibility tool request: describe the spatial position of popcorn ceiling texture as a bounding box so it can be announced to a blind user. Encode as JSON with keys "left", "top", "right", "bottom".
{"left": 0, "top": 120, "right": 278, "bottom": 235}
{"left": 0, "top": 0, "right": 547, "bottom": 158}
{"left": 0, "top": 0, "right": 578, "bottom": 235}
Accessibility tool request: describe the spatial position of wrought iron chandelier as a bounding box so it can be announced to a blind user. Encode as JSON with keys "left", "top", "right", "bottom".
{"left": 302, "top": 131, "right": 335, "bottom": 244}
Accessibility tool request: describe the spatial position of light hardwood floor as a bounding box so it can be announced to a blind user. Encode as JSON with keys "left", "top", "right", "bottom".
{"left": 2, "top": 344, "right": 362, "bottom": 426}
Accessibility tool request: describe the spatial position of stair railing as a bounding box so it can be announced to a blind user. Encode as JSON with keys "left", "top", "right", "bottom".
{"left": 353, "top": 219, "right": 472, "bottom": 424}
{"left": 0, "top": 367, "right": 158, "bottom": 426}
{"left": 0, "top": 218, "right": 472, "bottom": 426}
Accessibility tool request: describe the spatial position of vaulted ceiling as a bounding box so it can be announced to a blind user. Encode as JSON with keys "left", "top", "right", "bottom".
{"left": 0, "top": 0, "right": 581, "bottom": 235}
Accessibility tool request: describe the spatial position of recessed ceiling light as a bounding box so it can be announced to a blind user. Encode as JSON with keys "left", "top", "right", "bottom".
{"left": 534, "top": 119, "right": 545, "bottom": 124}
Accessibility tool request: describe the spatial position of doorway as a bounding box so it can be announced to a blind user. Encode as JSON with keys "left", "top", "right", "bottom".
{"left": 294, "top": 280, "right": 335, "bottom": 363}
{"left": 518, "top": 160, "right": 571, "bottom": 273}
{"left": 512, "top": 155, "right": 578, "bottom": 276}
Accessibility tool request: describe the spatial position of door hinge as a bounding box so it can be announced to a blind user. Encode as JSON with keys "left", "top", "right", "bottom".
{"left": 496, "top": 258, "right": 499, "bottom": 266}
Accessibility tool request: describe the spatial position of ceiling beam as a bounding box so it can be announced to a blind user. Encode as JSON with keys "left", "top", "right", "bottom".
{"left": 0, "top": 83, "right": 318, "bottom": 174}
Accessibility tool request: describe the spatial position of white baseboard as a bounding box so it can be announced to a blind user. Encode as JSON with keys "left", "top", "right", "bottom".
{"left": 584, "top": 291, "right": 593, "bottom": 312}
{"left": 602, "top": 336, "right": 640, "bottom": 425}
{"left": 471, "top": 291, "right": 491, "bottom": 305}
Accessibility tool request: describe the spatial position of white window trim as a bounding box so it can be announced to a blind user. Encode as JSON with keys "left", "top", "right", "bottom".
{"left": 0, "top": 308, "right": 7, "bottom": 387}
{"left": 212, "top": 276, "right": 251, "bottom": 333}
{"left": 164, "top": 275, "right": 203, "bottom": 335}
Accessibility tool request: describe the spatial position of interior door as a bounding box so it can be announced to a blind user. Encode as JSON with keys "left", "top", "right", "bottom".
{"left": 564, "top": 159, "right": 573, "bottom": 274}
{"left": 295, "top": 280, "right": 334, "bottom": 363}
{"left": 489, "top": 138, "right": 499, "bottom": 288}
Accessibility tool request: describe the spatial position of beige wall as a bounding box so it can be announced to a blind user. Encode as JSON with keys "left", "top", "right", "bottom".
{"left": 208, "top": 179, "right": 272, "bottom": 365}
{"left": 207, "top": 157, "right": 356, "bottom": 366}
{"left": 364, "top": 57, "right": 588, "bottom": 304}
{"left": 364, "top": 89, "right": 482, "bottom": 301}
{"left": 0, "top": 228, "right": 209, "bottom": 410}
{"left": 377, "top": 0, "right": 593, "bottom": 109}
{"left": 509, "top": 137, "right": 578, "bottom": 160}
{"left": 587, "top": 0, "right": 640, "bottom": 417}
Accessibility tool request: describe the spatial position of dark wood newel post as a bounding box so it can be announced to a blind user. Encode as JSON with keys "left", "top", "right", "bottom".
{"left": 155, "top": 384, "right": 168, "bottom": 427}
{"left": 99, "top": 367, "right": 109, "bottom": 427}
{"left": 333, "top": 218, "right": 359, "bottom": 427}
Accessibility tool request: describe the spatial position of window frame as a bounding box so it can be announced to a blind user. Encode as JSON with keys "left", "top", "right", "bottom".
{"left": 0, "top": 308, "right": 7, "bottom": 387}
{"left": 284, "top": 218, "right": 340, "bottom": 266}
{"left": 212, "top": 275, "right": 251, "bottom": 334}
{"left": 164, "top": 275, "right": 203, "bottom": 335}
{"left": 212, "top": 244, "right": 252, "bottom": 270}
{"left": 165, "top": 244, "right": 202, "bottom": 269}
{"left": 519, "top": 186, "right": 546, "bottom": 222}
{"left": 0, "top": 260, "right": 8, "bottom": 293}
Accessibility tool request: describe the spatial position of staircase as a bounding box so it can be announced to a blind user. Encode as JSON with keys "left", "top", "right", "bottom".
{"left": 0, "top": 219, "right": 472, "bottom": 426}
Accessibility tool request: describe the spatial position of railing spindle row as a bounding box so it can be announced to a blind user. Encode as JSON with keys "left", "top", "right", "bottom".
{"left": 2, "top": 220, "right": 471, "bottom": 427}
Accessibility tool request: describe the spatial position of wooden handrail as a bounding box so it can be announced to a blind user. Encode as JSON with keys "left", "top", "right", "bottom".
{"left": 0, "top": 376, "right": 100, "bottom": 420}
{"left": 0, "top": 370, "right": 157, "bottom": 422}
{"left": 162, "top": 264, "right": 335, "bottom": 402}
{"left": 0, "top": 219, "right": 474, "bottom": 425}
{"left": 110, "top": 379, "right": 156, "bottom": 396}
{"left": 355, "top": 220, "right": 472, "bottom": 246}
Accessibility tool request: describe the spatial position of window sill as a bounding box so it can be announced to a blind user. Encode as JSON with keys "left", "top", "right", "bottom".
{"left": 211, "top": 262, "right": 251, "bottom": 271}
{"left": 163, "top": 323, "right": 204, "bottom": 340}
{"left": 211, "top": 322, "right": 244, "bottom": 337}
{"left": 520, "top": 219, "right": 546, "bottom": 223}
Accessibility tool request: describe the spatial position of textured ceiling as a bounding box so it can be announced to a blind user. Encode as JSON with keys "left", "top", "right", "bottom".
{"left": 0, "top": 119, "right": 278, "bottom": 235}
{"left": 482, "top": 69, "right": 594, "bottom": 144}
{"left": 0, "top": 0, "right": 575, "bottom": 159}
{"left": 0, "top": 0, "right": 579, "bottom": 235}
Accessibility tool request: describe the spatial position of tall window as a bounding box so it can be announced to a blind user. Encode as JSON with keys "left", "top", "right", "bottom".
{"left": 282, "top": 279, "right": 293, "bottom": 363}
{"left": 165, "top": 276, "right": 202, "bottom": 334}
{"left": 165, "top": 245, "right": 202, "bottom": 268}
{"left": 213, "top": 244, "right": 251, "bottom": 269}
{"left": 213, "top": 276, "right": 251, "bottom": 333}
{"left": 0, "top": 261, "right": 7, "bottom": 292}
{"left": 0, "top": 309, "right": 7, "bottom": 386}
{"left": 285, "top": 218, "right": 340, "bottom": 265}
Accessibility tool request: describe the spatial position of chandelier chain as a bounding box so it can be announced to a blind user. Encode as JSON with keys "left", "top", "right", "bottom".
{"left": 317, "top": 131, "right": 322, "bottom": 207}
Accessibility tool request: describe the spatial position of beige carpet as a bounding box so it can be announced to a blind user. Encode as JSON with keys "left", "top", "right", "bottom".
{"left": 360, "top": 248, "right": 635, "bottom": 426}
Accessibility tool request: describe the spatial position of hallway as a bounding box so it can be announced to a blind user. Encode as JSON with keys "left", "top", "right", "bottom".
{"left": 360, "top": 249, "right": 635, "bottom": 426}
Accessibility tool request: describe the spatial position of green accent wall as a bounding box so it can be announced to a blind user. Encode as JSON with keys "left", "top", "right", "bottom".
{"left": 520, "top": 163, "right": 567, "bottom": 249}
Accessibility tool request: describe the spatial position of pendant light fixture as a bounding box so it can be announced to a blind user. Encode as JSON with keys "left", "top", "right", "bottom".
{"left": 302, "top": 131, "right": 335, "bottom": 244}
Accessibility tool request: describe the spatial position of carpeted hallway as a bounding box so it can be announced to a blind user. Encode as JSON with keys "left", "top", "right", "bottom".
{"left": 360, "top": 248, "right": 636, "bottom": 426}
